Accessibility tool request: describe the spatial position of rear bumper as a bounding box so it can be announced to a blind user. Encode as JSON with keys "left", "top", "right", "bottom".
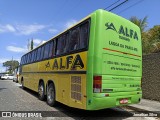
{"left": 87, "top": 94, "right": 142, "bottom": 110}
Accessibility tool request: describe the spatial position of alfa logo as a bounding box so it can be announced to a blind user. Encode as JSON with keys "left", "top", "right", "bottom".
{"left": 105, "top": 22, "right": 117, "bottom": 32}
{"left": 45, "top": 54, "right": 84, "bottom": 70}
{"left": 105, "top": 22, "right": 139, "bottom": 40}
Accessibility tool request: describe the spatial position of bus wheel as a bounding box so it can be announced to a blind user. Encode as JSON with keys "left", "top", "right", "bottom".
{"left": 38, "top": 82, "right": 45, "bottom": 101}
{"left": 47, "top": 83, "right": 56, "bottom": 106}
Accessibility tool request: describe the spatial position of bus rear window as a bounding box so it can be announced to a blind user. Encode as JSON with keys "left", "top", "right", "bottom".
{"left": 80, "top": 22, "right": 89, "bottom": 49}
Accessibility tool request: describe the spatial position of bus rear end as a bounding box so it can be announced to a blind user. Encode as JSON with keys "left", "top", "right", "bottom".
{"left": 87, "top": 10, "right": 142, "bottom": 110}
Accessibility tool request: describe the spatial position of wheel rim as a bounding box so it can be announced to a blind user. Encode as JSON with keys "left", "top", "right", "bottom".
{"left": 38, "top": 85, "right": 44, "bottom": 97}
{"left": 48, "top": 88, "right": 54, "bottom": 103}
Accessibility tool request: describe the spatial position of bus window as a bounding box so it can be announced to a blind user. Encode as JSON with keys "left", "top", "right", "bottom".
{"left": 48, "top": 41, "right": 54, "bottom": 58}
{"left": 27, "top": 53, "right": 31, "bottom": 63}
{"left": 63, "top": 33, "right": 69, "bottom": 53}
{"left": 43, "top": 43, "right": 50, "bottom": 59}
{"left": 23, "top": 55, "right": 26, "bottom": 64}
{"left": 69, "top": 28, "right": 80, "bottom": 52}
{"left": 31, "top": 51, "right": 35, "bottom": 63}
{"left": 36, "top": 47, "right": 41, "bottom": 61}
{"left": 56, "top": 34, "right": 67, "bottom": 55}
{"left": 33, "top": 49, "right": 38, "bottom": 62}
{"left": 56, "top": 37, "right": 61, "bottom": 55}
{"left": 80, "top": 22, "right": 89, "bottom": 49}
{"left": 40, "top": 46, "right": 45, "bottom": 60}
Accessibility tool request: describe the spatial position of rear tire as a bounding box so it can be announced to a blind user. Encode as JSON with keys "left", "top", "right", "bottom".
{"left": 47, "top": 83, "right": 56, "bottom": 106}
{"left": 38, "top": 82, "right": 45, "bottom": 101}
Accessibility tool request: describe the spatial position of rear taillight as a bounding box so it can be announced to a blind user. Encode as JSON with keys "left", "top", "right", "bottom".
{"left": 93, "top": 76, "right": 102, "bottom": 93}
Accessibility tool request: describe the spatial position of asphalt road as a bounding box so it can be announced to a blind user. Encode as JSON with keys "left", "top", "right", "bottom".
{"left": 0, "top": 80, "right": 158, "bottom": 120}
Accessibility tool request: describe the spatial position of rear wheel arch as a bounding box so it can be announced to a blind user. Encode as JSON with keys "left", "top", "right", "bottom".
{"left": 21, "top": 77, "right": 25, "bottom": 89}
{"left": 21, "top": 77, "right": 23, "bottom": 82}
{"left": 39, "top": 79, "right": 45, "bottom": 90}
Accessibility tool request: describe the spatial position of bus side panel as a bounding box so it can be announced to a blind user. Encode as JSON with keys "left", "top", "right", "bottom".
{"left": 55, "top": 52, "right": 87, "bottom": 109}
{"left": 29, "top": 62, "right": 38, "bottom": 91}
{"left": 22, "top": 65, "right": 29, "bottom": 88}
{"left": 33, "top": 51, "right": 88, "bottom": 109}
{"left": 54, "top": 74, "right": 87, "bottom": 109}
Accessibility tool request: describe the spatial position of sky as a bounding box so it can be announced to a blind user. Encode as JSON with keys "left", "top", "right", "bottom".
{"left": 0, "top": 0, "right": 159, "bottom": 72}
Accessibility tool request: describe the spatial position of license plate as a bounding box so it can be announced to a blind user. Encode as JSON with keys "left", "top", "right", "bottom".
{"left": 120, "top": 98, "right": 128, "bottom": 104}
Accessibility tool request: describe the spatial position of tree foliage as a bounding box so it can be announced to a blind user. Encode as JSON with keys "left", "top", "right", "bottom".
{"left": 129, "top": 16, "right": 148, "bottom": 32}
{"left": 31, "top": 39, "right": 34, "bottom": 50}
{"left": 129, "top": 16, "right": 160, "bottom": 54}
{"left": 3, "top": 60, "right": 19, "bottom": 74}
{"left": 141, "top": 25, "right": 160, "bottom": 54}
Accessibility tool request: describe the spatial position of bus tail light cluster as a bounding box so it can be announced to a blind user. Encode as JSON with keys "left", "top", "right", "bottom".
{"left": 93, "top": 76, "right": 102, "bottom": 93}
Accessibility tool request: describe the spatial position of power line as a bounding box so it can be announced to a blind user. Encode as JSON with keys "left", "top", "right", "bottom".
{"left": 104, "top": 0, "right": 121, "bottom": 10}
{"left": 109, "top": 0, "right": 128, "bottom": 11}
{"left": 118, "top": 0, "right": 144, "bottom": 14}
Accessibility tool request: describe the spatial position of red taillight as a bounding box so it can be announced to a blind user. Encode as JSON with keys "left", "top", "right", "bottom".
{"left": 93, "top": 76, "right": 102, "bottom": 93}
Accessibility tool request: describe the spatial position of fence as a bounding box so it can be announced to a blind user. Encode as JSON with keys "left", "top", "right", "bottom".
{"left": 142, "top": 53, "right": 160, "bottom": 101}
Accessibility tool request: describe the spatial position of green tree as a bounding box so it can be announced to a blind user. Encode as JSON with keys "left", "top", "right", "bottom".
{"left": 130, "top": 16, "right": 150, "bottom": 54}
{"left": 3, "top": 60, "right": 19, "bottom": 74}
{"left": 129, "top": 16, "right": 148, "bottom": 32}
{"left": 148, "top": 25, "right": 160, "bottom": 53}
{"left": 31, "top": 39, "right": 34, "bottom": 50}
{"left": 140, "top": 25, "right": 160, "bottom": 54}
{"left": 130, "top": 16, "right": 160, "bottom": 54}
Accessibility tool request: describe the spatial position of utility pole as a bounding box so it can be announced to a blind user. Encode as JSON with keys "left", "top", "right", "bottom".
{"left": 11, "top": 56, "right": 13, "bottom": 74}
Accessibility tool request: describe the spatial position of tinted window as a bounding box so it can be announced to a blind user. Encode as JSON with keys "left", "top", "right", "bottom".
{"left": 43, "top": 43, "right": 50, "bottom": 59}
{"left": 80, "top": 22, "right": 89, "bottom": 49}
{"left": 31, "top": 51, "right": 34, "bottom": 63}
{"left": 40, "top": 46, "right": 45, "bottom": 60}
{"left": 23, "top": 55, "right": 26, "bottom": 64}
{"left": 49, "top": 41, "right": 54, "bottom": 58}
{"left": 36, "top": 47, "right": 41, "bottom": 61}
{"left": 31, "top": 50, "right": 37, "bottom": 62}
{"left": 33, "top": 49, "right": 37, "bottom": 62}
{"left": 56, "top": 34, "right": 68, "bottom": 55}
{"left": 68, "top": 28, "right": 80, "bottom": 52}
{"left": 20, "top": 57, "right": 23, "bottom": 65}
{"left": 27, "top": 53, "right": 31, "bottom": 63}
{"left": 63, "top": 33, "right": 69, "bottom": 53}
{"left": 22, "top": 56, "right": 25, "bottom": 64}
{"left": 30, "top": 53, "right": 32, "bottom": 63}
{"left": 20, "top": 57, "right": 22, "bottom": 65}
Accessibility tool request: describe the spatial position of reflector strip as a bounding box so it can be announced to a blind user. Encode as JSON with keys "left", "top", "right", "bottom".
{"left": 103, "top": 48, "right": 141, "bottom": 58}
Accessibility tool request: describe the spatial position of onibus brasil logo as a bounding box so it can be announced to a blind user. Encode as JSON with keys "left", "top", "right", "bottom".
{"left": 105, "top": 22, "right": 139, "bottom": 41}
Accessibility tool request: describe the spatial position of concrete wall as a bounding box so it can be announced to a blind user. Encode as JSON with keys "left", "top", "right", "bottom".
{"left": 142, "top": 53, "right": 160, "bottom": 101}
